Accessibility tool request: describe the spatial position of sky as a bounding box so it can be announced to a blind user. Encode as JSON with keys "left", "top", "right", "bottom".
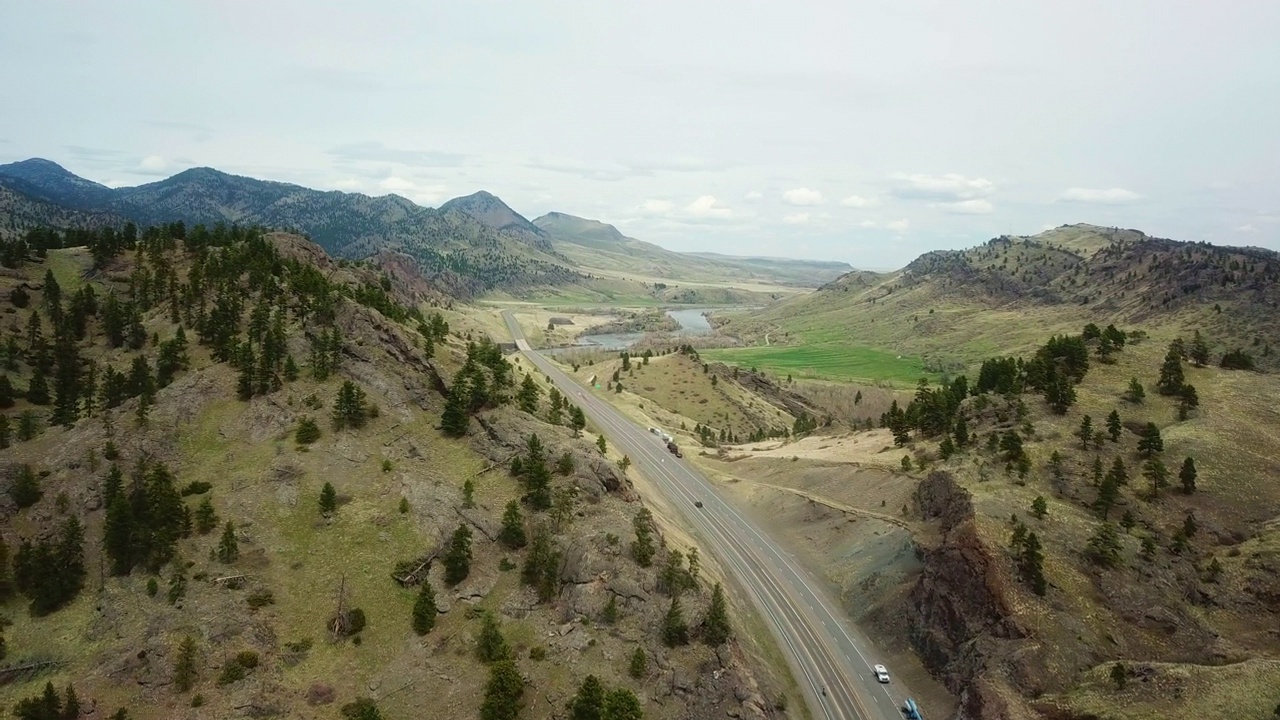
{"left": 1, "top": 1, "right": 1278, "bottom": 268}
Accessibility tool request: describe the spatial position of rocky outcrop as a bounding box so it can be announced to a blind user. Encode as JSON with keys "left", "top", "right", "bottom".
{"left": 710, "top": 362, "right": 825, "bottom": 422}
{"left": 908, "top": 472, "right": 1028, "bottom": 720}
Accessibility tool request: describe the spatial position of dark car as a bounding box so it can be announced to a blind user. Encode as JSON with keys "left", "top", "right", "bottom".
{"left": 695, "top": 501, "right": 704, "bottom": 508}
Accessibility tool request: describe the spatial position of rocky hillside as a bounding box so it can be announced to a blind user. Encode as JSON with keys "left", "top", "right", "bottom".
{"left": 721, "top": 224, "right": 1280, "bottom": 371}
{"left": 868, "top": 323, "right": 1280, "bottom": 719}
{"left": 0, "top": 225, "right": 783, "bottom": 720}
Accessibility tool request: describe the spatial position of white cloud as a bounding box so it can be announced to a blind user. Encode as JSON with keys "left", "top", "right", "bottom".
{"left": 1236, "top": 224, "right": 1257, "bottom": 233}
{"left": 332, "top": 178, "right": 364, "bottom": 190}
{"left": 840, "top": 194, "right": 877, "bottom": 208}
{"left": 379, "top": 176, "right": 415, "bottom": 191}
{"left": 887, "top": 219, "right": 910, "bottom": 232}
{"left": 858, "top": 220, "right": 878, "bottom": 228}
{"left": 938, "top": 199, "right": 995, "bottom": 215}
{"left": 136, "top": 155, "right": 181, "bottom": 175}
{"left": 1058, "top": 187, "right": 1142, "bottom": 204}
{"left": 891, "top": 173, "right": 993, "bottom": 200}
{"left": 783, "top": 187, "right": 825, "bottom": 206}
{"left": 782, "top": 212, "right": 810, "bottom": 225}
{"left": 744, "top": 190, "right": 763, "bottom": 201}
{"left": 374, "top": 175, "right": 448, "bottom": 204}
{"left": 640, "top": 199, "right": 674, "bottom": 215}
{"left": 684, "top": 195, "right": 732, "bottom": 219}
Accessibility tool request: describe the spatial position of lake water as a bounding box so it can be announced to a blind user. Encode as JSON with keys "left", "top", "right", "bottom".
{"left": 551, "top": 308, "right": 715, "bottom": 352}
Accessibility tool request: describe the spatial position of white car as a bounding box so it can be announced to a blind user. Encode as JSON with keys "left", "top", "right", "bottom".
{"left": 874, "top": 664, "right": 890, "bottom": 683}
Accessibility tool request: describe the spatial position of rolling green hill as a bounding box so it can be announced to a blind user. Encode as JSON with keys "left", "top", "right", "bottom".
{"left": 533, "top": 211, "right": 852, "bottom": 287}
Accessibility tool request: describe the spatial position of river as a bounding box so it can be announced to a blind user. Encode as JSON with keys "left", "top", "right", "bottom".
{"left": 553, "top": 308, "right": 716, "bottom": 352}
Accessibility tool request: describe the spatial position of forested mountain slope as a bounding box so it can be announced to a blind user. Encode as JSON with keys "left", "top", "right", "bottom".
{"left": 0, "top": 223, "right": 779, "bottom": 720}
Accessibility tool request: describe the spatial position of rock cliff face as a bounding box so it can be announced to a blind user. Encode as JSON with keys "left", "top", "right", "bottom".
{"left": 907, "top": 472, "right": 1030, "bottom": 720}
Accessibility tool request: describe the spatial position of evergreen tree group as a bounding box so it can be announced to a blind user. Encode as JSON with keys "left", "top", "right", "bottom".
{"left": 14, "top": 515, "right": 86, "bottom": 615}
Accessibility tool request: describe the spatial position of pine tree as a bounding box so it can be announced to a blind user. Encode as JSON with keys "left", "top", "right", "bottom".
{"left": 195, "top": 496, "right": 218, "bottom": 534}
{"left": 26, "top": 366, "right": 50, "bottom": 405}
{"left": 1107, "top": 457, "right": 1129, "bottom": 486}
{"left": 662, "top": 596, "right": 689, "bottom": 646}
{"left": 1019, "top": 532, "right": 1047, "bottom": 596}
{"left": 1086, "top": 522, "right": 1123, "bottom": 568}
{"left": 939, "top": 436, "right": 956, "bottom": 459}
{"left": 522, "top": 525, "right": 560, "bottom": 602}
{"left": 1180, "top": 457, "right": 1197, "bottom": 494}
{"left": 547, "top": 387, "right": 564, "bottom": 425}
{"left": 1031, "top": 496, "right": 1048, "bottom": 520}
{"left": 411, "top": 579, "right": 437, "bottom": 635}
{"left": 569, "top": 675, "right": 605, "bottom": 720}
{"left": 63, "top": 684, "right": 81, "bottom": 718}
{"left": 1156, "top": 347, "right": 1185, "bottom": 395}
{"left": 216, "top": 522, "right": 239, "bottom": 564}
{"left": 167, "top": 563, "right": 187, "bottom": 605}
{"left": 702, "top": 582, "right": 731, "bottom": 645}
{"left": 331, "top": 381, "right": 368, "bottom": 430}
{"left": 628, "top": 647, "right": 646, "bottom": 678}
{"left": 1078, "top": 415, "right": 1093, "bottom": 450}
{"left": 479, "top": 659, "right": 523, "bottom": 720}
{"left": 476, "top": 611, "right": 510, "bottom": 663}
{"left": 517, "top": 373, "right": 539, "bottom": 414}
{"left": 295, "top": 416, "right": 321, "bottom": 444}
{"left": 498, "top": 500, "right": 527, "bottom": 549}
{"left": 952, "top": 412, "right": 967, "bottom": 445}
{"left": 10, "top": 464, "right": 41, "bottom": 508}
{"left": 602, "top": 689, "right": 644, "bottom": 720}
{"left": 237, "top": 343, "right": 256, "bottom": 400}
{"left": 443, "top": 524, "right": 472, "bottom": 585}
{"left": 569, "top": 406, "right": 586, "bottom": 436}
{"left": 1143, "top": 458, "right": 1170, "bottom": 499}
{"left": 523, "top": 434, "right": 552, "bottom": 510}
{"left": 1106, "top": 410, "right": 1122, "bottom": 442}
{"left": 174, "top": 635, "right": 198, "bottom": 693}
{"left": 1137, "top": 422, "right": 1163, "bottom": 457}
{"left": 556, "top": 452, "right": 575, "bottom": 476}
{"left": 601, "top": 595, "right": 619, "bottom": 624}
{"left": 1093, "top": 476, "right": 1119, "bottom": 520}
{"left": 319, "top": 482, "right": 338, "bottom": 515}
{"left": 441, "top": 377, "right": 470, "bottom": 437}
{"left": 631, "top": 508, "right": 656, "bottom": 567}
{"left": 1189, "top": 330, "right": 1210, "bottom": 367}
{"left": 1125, "top": 377, "right": 1145, "bottom": 403}
{"left": 17, "top": 409, "right": 41, "bottom": 441}
{"left": 596, "top": 434, "right": 607, "bottom": 453}
{"left": 103, "top": 495, "right": 135, "bottom": 574}
{"left": 462, "top": 479, "right": 476, "bottom": 508}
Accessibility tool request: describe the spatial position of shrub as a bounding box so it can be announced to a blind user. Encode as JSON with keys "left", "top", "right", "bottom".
{"left": 180, "top": 481, "right": 212, "bottom": 496}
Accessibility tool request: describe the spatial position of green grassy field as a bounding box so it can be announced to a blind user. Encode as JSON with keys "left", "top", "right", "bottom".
{"left": 702, "top": 344, "right": 932, "bottom": 386}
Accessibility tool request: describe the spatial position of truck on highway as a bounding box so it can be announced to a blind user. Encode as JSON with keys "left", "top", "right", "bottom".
{"left": 666, "top": 441, "right": 683, "bottom": 458}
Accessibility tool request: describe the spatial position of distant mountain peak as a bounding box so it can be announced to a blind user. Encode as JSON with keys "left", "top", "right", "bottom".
{"left": 532, "top": 212, "right": 627, "bottom": 245}
{"left": 440, "top": 190, "right": 545, "bottom": 238}
{"left": 0, "top": 156, "right": 115, "bottom": 208}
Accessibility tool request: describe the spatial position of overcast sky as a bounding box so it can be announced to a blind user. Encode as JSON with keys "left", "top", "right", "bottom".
{"left": 2, "top": 1, "right": 1277, "bottom": 267}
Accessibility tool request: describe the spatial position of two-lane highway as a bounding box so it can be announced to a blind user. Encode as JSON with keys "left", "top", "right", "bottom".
{"left": 502, "top": 311, "right": 919, "bottom": 720}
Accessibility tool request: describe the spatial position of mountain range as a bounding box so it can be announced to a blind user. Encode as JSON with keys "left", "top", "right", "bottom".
{"left": 0, "top": 158, "right": 852, "bottom": 296}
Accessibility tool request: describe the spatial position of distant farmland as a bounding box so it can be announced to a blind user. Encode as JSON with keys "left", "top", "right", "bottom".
{"left": 701, "top": 344, "right": 932, "bottom": 385}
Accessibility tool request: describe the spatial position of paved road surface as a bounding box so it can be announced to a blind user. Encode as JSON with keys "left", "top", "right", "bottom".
{"left": 503, "top": 311, "right": 921, "bottom": 720}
